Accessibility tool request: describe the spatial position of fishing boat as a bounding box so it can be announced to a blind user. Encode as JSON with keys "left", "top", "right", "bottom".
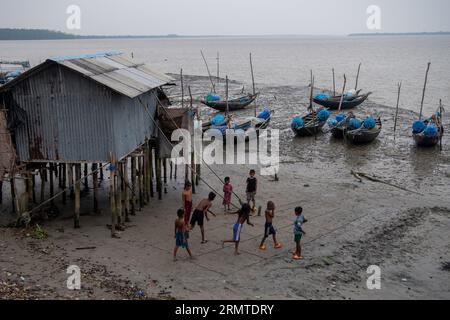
{"left": 344, "top": 117, "right": 382, "bottom": 144}
{"left": 314, "top": 91, "right": 372, "bottom": 110}
{"left": 291, "top": 109, "right": 330, "bottom": 137}
{"left": 206, "top": 109, "right": 272, "bottom": 143}
{"left": 200, "top": 93, "right": 259, "bottom": 112}
{"left": 412, "top": 114, "right": 444, "bottom": 147}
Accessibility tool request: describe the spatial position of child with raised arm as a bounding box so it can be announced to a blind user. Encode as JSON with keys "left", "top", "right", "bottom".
{"left": 173, "top": 209, "right": 193, "bottom": 261}
{"left": 223, "top": 177, "right": 233, "bottom": 212}
{"left": 259, "top": 201, "right": 282, "bottom": 250}
{"left": 222, "top": 203, "right": 254, "bottom": 255}
{"left": 293, "top": 206, "right": 308, "bottom": 260}
{"left": 190, "top": 192, "right": 217, "bottom": 244}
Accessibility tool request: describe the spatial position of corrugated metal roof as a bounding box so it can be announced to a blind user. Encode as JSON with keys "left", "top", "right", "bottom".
{"left": 1, "top": 52, "right": 174, "bottom": 99}
{"left": 51, "top": 52, "right": 174, "bottom": 98}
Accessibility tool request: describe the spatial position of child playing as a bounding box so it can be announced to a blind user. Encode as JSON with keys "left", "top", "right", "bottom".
{"left": 246, "top": 170, "right": 257, "bottom": 212}
{"left": 190, "top": 192, "right": 217, "bottom": 244}
{"left": 222, "top": 203, "right": 254, "bottom": 255}
{"left": 293, "top": 206, "right": 308, "bottom": 260}
{"left": 173, "top": 208, "right": 193, "bottom": 261}
{"left": 182, "top": 181, "right": 193, "bottom": 225}
{"left": 259, "top": 201, "right": 282, "bottom": 250}
{"left": 223, "top": 177, "right": 233, "bottom": 212}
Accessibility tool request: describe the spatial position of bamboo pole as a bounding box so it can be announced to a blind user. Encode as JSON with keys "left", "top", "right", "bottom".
{"left": 355, "top": 63, "right": 362, "bottom": 91}
{"left": 216, "top": 52, "right": 220, "bottom": 89}
{"left": 393, "top": 82, "right": 402, "bottom": 140}
{"left": 149, "top": 147, "right": 154, "bottom": 198}
{"left": 138, "top": 154, "right": 144, "bottom": 210}
{"left": 0, "top": 180, "right": 2, "bottom": 205}
{"left": 62, "top": 164, "right": 66, "bottom": 205}
{"left": 155, "top": 143, "right": 162, "bottom": 200}
{"left": 250, "top": 53, "right": 257, "bottom": 117}
{"left": 83, "top": 163, "right": 89, "bottom": 193}
{"left": 68, "top": 164, "right": 74, "bottom": 199}
{"left": 131, "top": 155, "right": 136, "bottom": 215}
{"left": 116, "top": 162, "right": 123, "bottom": 225}
{"left": 419, "top": 62, "right": 431, "bottom": 120}
{"left": 145, "top": 142, "right": 151, "bottom": 202}
{"left": 163, "top": 158, "right": 168, "bottom": 194}
{"left": 110, "top": 154, "right": 118, "bottom": 238}
{"left": 124, "top": 157, "right": 131, "bottom": 222}
{"left": 191, "top": 151, "right": 196, "bottom": 194}
{"left": 49, "top": 164, "right": 54, "bottom": 205}
{"left": 31, "top": 173, "right": 36, "bottom": 204}
{"left": 200, "top": 50, "right": 216, "bottom": 93}
{"left": 338, "top": 75, "right": 347, "bottom": 112}
{"left": 332, "top": 68, "right": 336, "bottom": 96}
{"left": 92, "top": 163, "right": 99, "bottom": 214}
{"left": 309, "top": 70, "right": 314, "bottom": 111}
{"left": 74, "top": 164, "right": 81, "bottom": 229}
{"left": 181, "top": 68, "right": 184, "bottom": 108}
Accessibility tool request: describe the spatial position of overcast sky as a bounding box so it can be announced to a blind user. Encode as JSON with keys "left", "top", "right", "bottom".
{"left": 1, "top": 0, "right": 450, "bottom": 35}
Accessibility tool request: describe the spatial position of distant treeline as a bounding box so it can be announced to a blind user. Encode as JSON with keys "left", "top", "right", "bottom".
{"left": 0, "top": 28, "right": 180, "bottom": 40}
{"left": 349, "top": 32, "right": 450, "bottom": 37}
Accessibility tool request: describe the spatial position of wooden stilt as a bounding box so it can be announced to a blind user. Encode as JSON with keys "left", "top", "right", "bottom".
{"left": 0, "top": 180, "right": 2, "bottom": 205}
{"left": 58, "top": 164, "right": 63, "bottom": 188}
{"left": 130, "top": 155, "right": 136, "bottom": 215}
{"left": 124, "top": 157, "right": 131, "bottom": 222}
{"left": 26, "top": 171, "right": 33, "bottom": 211}
{"left": 40, "top": 168, "right": 46, "bottom": 204}
{"left": 155, "top": 146, "right": 162, "bottom": 200}
{"left": 116, "top": 161, "right": 123, "bottom": 225}
{"left": 174, "top": 161, "right": 178, "bottom": 180}
{"left": 191, "top": 152, "right": 196, "bottom": 194}
{"left": 110, "top": 156, "right": 118, "bottom": 238}
{"left": 49, "top": 164, "right": 54, "bottom": 205}
{"left": 31, "top": 171, "right": 36, "bottom": 204}
{"left": 68, "top": 164, "right": 74, "bottom": 199}
{"left": 10, "top": 177, "right": 17, "bottom": 214}
{"left": 163, "top": 158, "right": 167, "bottom": 194}
{"left": 20, "top": 176, "right": 28, "bottom": 221}
{"left": 170, "top": 161, "right": 173, "bottom": 180}
{"left": 138, "top": 154, "right": 144, "bottom": 209}
{"left": 99, "top": 163, "right": 104, "bottom": 181}
{"left": 83, "top": 163, "right": 89, "bottom": 193}
{"left": 149, "top": 146, "right": 154, "bottom": 198}
{"left": 74, "top": 164, "right": 81, "bottom": 229}
{"left": 62, "top": 164, "right": 66, "bottom": 205}
{"left": 92, "top": 163, "right": 99, "bottom": 214}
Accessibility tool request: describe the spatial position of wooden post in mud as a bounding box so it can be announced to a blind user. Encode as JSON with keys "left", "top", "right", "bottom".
{"left": 110, "top": 155, "right": 118, "bottom": 238}
{"left": 49, "top": 164, "right": 54, "bottom": 205}
{"left": 92, "top": 163, "right": 99, "bottom": 214}
{"left": 74, "top": 164, "right": 81, "bottom": 229}
{"left": 83, "top": 163, "right": 89, "bottom": 193}
{"left": 39, "top": 168, "right": 46, "bottom": 204}
{"left": 0, "top": 180, "right": 2, "bottom": 205}
{"left": 26, "top": 172, "right": 33, "bottom": 212}
{"left": 11, "top": 176, "right": 20, "bottom": 219}
{"left": 181, "top": 68, "right": 184, "bottom": 108}
{"left": 155, "top": 144, "right": 162, "bottom": 200}
{"left": 250, "top": 53, "right": 257, "bottom": 117}
{"left": 200, "top": 50, "right": 216, "bottom": 93}
{"left": 138, "top": 154, "right": 144, "bottom": 209}
{"left": 62, "top": 164, "right": 66, "bottom": 205}
{"left": 99, "top": 163, "right": 104, "bottom": 181}
{"left": 393, "top": 82, "right": 402, "bottom": 140}
{"left": 145, "top": 141, "right": 152, "bottom": 203}
{"left": 149, "top": 146, "right": 154, "bottom": 198}
{"left": 338, "top": 74, "right": 347, "bottom": 112}
{"left": 68, "top": 164, "right": 74, "bottom": 199}
{"left": 162, "top": 158, "right": 167, "bottom": 192}
{"left": 116, "top": 161, "right": 123, "bottom": 225}
{"left": 419, "top": 62, "right": 431, "bottom": 120}
{"left": 355, "top": 63, "right": 362, "bottom": 91}
{"left": 170, "top": 162, "right": 173, "bottom": 180}
{"left": 309, "top": 70, "right": 314, "bottom": 111}
{"left": 439, "top": 99, "right": 443, "bottom": 151}
{"left": 58, "top": 164, "right": 62, "bottom": 188}
{"left": 332, "top": 68, "right": 336, "bottom": 96}
{"left": 130, "top": 155, "right": 136, "bottom": 215}
{"left": 124, "top": 157, "right": 131, "bottom": 222}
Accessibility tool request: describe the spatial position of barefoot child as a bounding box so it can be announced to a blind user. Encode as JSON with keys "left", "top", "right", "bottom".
{"left": 182, "top": 181, "right": 193, "bottom": 225}
{"left": 259, "top": 201, "right": 282, "bottom": 250}
{"left": 223, "top": 177, "right": 233, "bottom": 212}
{"left": 173, "top": 209, "right": 193, "bottom": 261}
{"left": 246, "top": 170, "right": 257, "bottom": 212}
{"left": 293, "top": 207, "right": 308, "bottom": 260}
{"left": 222, "top": 203, "right": 254, "bottom": 255}
{"left": 190, "top": 192, "right": 217, "bottom": 244}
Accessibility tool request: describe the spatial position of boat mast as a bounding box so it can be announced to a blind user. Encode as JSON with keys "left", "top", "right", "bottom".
{"left": 394, "top": 81, "right": 402, "bottom": 140}
{"left": 200, "top": 50, "right": 216, "bottom": 93}
{"left": 419, "top": 62, "right": 431, "bottom": 120}
{"left": 338, "top": 74, "right": 347, "bottom": 112}
{"left": 355, "top": 63, "right": 361, "bottom": 91}
{"left": 250, "top": 53, "right": 257, "bottom": 116}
